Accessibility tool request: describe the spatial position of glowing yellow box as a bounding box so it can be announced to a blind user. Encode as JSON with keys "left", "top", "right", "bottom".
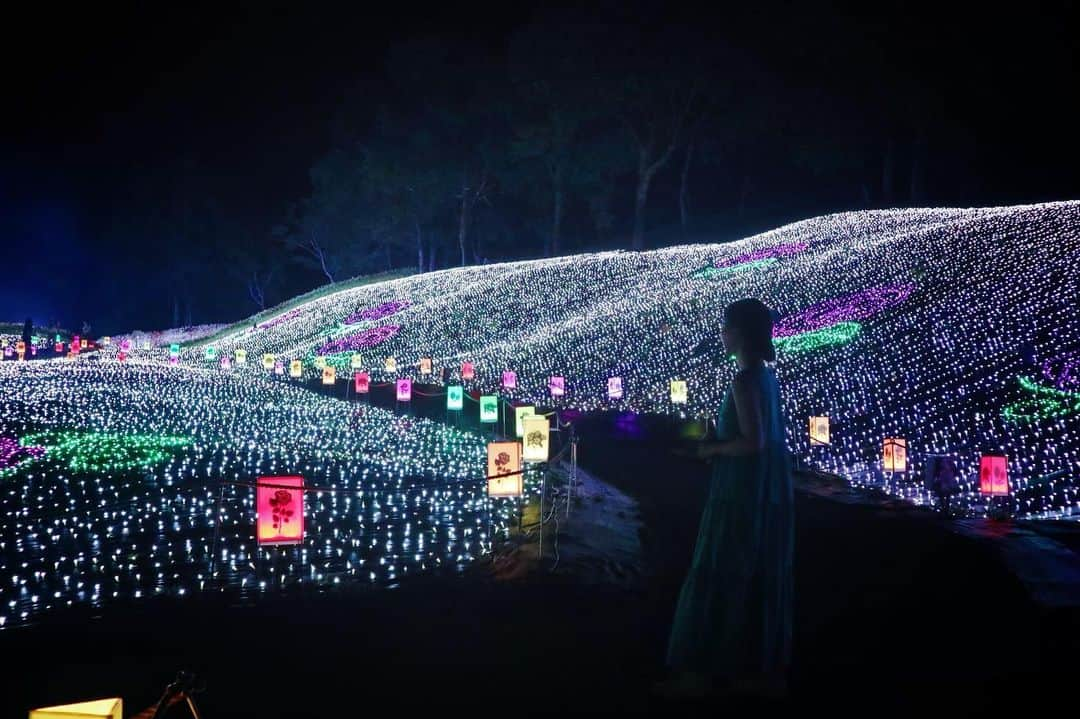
{"left": 30, "top": 698, "right": 122, "bottom": 719}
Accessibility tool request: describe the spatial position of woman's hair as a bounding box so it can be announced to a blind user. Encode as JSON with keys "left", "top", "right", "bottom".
{"left": 724, "top": 298, "right": 777, "bottom": 362}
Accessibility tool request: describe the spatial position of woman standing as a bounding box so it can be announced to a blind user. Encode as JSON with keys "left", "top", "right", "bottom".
{"left": 658, "top": 298, "right": 794, "bottom": 699}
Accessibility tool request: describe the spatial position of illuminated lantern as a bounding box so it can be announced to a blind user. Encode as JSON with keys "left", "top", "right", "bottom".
{"left": 117, "top": 350, "right": 127, "bottom": 363}
{"left": 274, "top": 360, "right": 284, "bottom": 375}
{"left": 204, "top": 346, "right": 216, "bottom": 361}
{"left": 447, "top": 385, "right": 464, "bottom": 410}
{"left": 256, "top": 475, "right": 305, "bottom": 545}
{"left": 235, "top": 348, "right": 247, "bottom": 364}
{"left": 608, "top": 377, "right": 623, "bottom": 400}
{"left": 80, "top": 338, "right": 87, "bottom": 350}
{"left": 54, "top": 333, "right": 62, "bottom": 344}
{"left": 883, "top": 438, "right": 907, "bottom": 472}
{"left": 140, "top": 340, "right": 152, "bottom": 350}
{"left": 502, "top": 370, "right": 517, "bottom": 389}
{"left": 30, "top": 345, "right": 37, "bottom": 356}
{"left": 420, "top": 357, "right": 432, "bottom": 375}
{"left": 322, "top": 366, "right": 337, "bottom": 385}
{"left": 101, "top": 336, "right": 111, "bottom": 346}
{"left": 354, "top": 371, "right": 370, "bottom": 393}
{"left": 979, "top": 455, "right": 1009, "bottom": 496}
{"left": 314, "top": 356, "right": 327, "bottom": 370}
{"left": 120, "top": 338, "right": 132, "bottom": 352}
{"left": 220, "top": 356, "right": 231, "bottom": 369}
{"left": 809, "top": 416, "right": 830, "bottom": 446}
{"left": 522, "top": 414, "right": 550, "bottom": 463}
{"left": 16, "top": 341, "right": 26, "bottom": 359}
{"left": 480, "top": 395, "right": 499, "bottom": 423}
{"left": 54, "top": 341, "right": 64, "bottom": 353}
{"left": 549, "top": 376, "right": 565, "bottom": 397}
{"left": 350, "top": 354, "right": 363, "bottom": 369}
{"left": 461, "top": 362, "right": 475, "bottom": 380}
{"left": 670, "top": 380, "right": 688, "bottom": 405}
{"left": 169, "top": 343, "right": 180, "bottom": 358}
{"left": 487, "top": 441, "right": 523, "bottom": 498}
{"left": 514, "top": 405, "right": 535, "bottom": 437}
{"left": 29, "top": 698, "right": 122, "bottom": 719}
{"left": 385, "top": 356, "right": 397, "bottom": 373}
{"left": 71, "top": 336, "right": 80, "bottom": 354}
{"left": 396, "top": 378, "right": 412, "bottom": 401}
{"left": 288, "top": 359, "right": 303, "bottom": 378}
{"left": 262, "top": 353, "right": 276, "bottom": 370}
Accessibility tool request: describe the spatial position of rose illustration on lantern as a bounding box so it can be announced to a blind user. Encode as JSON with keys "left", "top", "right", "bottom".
{"left": 270, "top": 489, "right": 294, "bottom": 530}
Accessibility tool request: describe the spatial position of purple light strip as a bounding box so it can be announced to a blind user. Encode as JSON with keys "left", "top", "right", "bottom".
{"left": 715, "top": 242, "right": 808, "bottom": 268}
{"left": 258, "top": 308, "right": 303, "bottom": 330}
{"left": 346, "top": 300, "right": 410, "bottom": 325}
{"left": 0, "top": 436, "right": 46, "bottom": 470}
{"left": 1043, "top": 350, "right": 1080, "bottom": 390}
{"left": 317, "top": 325, "right": 400, "bottom": 355}
{"left": 773, "top": 283, "right": 915, "bottom": 338}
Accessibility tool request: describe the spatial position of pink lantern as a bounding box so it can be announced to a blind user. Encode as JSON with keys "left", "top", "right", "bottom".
{"left": 979, "top": 455, "right": 1009, "bottom": 497}
{"left": 397, "top": 378, "right": 413, "bottom": 402}
{"left": 549, "top": 376, "right": 565, "bottom": 397}
{"left": 502, "top": 371, "right": 517, "bottom": 389}
{"left": 117, "top": 350, "right": 127, "bottom": 362}
{"left": 354, "top": 371, "right": 370, "bottom": 394}
{"left": 54, "top": 341, "right": 64, "bottom": 353}
{"left": 256, "top": 476, "right": 305, "bottom": 546}
{"left": 220, "top": 356, "right": 231, "bottom": 369}
{"left": 461, "top": 362, "right": 475, "bottom": 380}
{"left": 121, "top": 338, "right": 132, "bottom": 352}
{"left": 608, "top": 377, "right": 623, "bottom": 400}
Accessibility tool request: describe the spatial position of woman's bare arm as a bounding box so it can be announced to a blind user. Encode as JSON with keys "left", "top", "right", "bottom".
{"left": 699, "top": 373, "right": 765, "bottom": 458}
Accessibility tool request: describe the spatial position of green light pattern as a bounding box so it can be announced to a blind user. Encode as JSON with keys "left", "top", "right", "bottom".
{"left": 1002, "top": 376, "right": 1080, "bottom": 423}
{"left": 19, "top": 430, "right": 191, "bottom": 474}
{"left": 774, "top": 322, "right": 861, "bottom": 354}
{"left": 691, "top": 258, "right": 778, "bottom": 279}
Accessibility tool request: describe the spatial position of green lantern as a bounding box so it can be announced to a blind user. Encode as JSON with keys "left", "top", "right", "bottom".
{"left": 480, "top": 395, "right": 498, "bottom": 423}
{"left": 169, "top": 343, "right": 180, "bottom": 357}
{"left": 205, "top": 346, "right": 216, "bottom": 361}
{"left": 447, "top": 385, "right": 464, "bottom": 411}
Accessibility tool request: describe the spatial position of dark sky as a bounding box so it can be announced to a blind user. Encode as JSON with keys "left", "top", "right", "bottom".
{"left": 2, "top": 2, "right": 1077, "bottom": 332}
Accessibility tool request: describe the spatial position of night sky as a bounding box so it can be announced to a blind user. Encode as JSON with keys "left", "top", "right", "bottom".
{"left": 3, "top": 2, "right": 1077, "bottom": 333}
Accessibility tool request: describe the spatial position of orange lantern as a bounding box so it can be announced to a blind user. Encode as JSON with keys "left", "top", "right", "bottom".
{"left": 809, "top": 416, "right": 830, "bottom": 446}
{"left": 80, "top": 338, "right": 88, "bottom": 350}
{"left": 420, "top": 357, "right": 432, "bottom": 375}
{"left": 397, "top": 378, "right": 412, "bottom": 401}
{"left": 322, "top": 366, "right": 336, "bottom": 385}
{"left": 289, "top": 359, "right": 303, "bottom": 378}
{"left": 979, "top": 455, "right": 1009, "bottom": 496}
{"left": 487, "top": 441, "right": 523, "bottom": 498}
{"left": 257, "top": 476, "right": 305, "bottom": 545}
{"left": 883, "top": 438, "right": 907, "bottom": 472}
{"left": 16, "top": 340, "right": 26, "bottom": 360}
{"left": 461, "top": 362, "right": 475, "bottom": 380}
{"left": 354, "top": 371, "right": 370, "bottom": 393}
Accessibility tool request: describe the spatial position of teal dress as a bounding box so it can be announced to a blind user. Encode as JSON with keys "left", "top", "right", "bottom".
{"left": 667, "top": 364, "right": 794, "bottom": 679}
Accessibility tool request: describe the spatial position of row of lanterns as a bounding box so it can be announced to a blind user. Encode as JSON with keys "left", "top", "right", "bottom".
{"left": 808, "top": 415, "right": 1009, "bottom": 496}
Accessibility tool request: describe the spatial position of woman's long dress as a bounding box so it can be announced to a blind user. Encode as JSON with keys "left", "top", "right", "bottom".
{"left": 666, "top": 364, "right": 794, "bottom": 679}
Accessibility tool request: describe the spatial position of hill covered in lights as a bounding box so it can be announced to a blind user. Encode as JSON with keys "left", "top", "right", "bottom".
{"left": 1, "top": 201, "right": 1078, "bottom": 627}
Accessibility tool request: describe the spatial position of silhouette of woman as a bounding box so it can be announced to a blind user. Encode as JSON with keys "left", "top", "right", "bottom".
{"left": 657, "top": 298, "right": 794, "bottom": 699}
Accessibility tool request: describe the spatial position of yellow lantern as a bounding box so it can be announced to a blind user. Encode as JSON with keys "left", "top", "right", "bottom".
{"left": 522, "top": 414, "right": 550, "bottom": 463}
{"left": 262, "top": 353, "right": 276, "bottom": 371}
{"left": 420, "top": 357, "right": 432, "bottom": 375}
{"left": 350, "top": 353, "right": 363, "bottom": 369}
{"left": 514, "top": 405, "right": 535, "bottom": 437}
{"left": 385, "top": 356, "right": 397, "bottom": 373}
{"left": 670, "top": 380, "right": 688, "bottom": 404}
{"left": 289, "top": 359, "right": 303, "bottom": 378}
{"left": 30, "top": 698, "right": 122, "bottom": 719}
{"left": 883, "top": 438, "right": 907, "bottom": 472}
{"left": 80, "top": 338, "right": 88, "bottom": 350}
{"left": 322, "top": 366, "right": 336, "bottom": 385}
{"left": 487, "top": 441, "right": 523, "bottom": 498}
{"left": 314, "top": 356, "right": 327, "bottom": 370}
{"left": 235, "top": 348, "right": 247, "bottom": 364}
{"left": 809, "top": 416, "right": 830, "bottom": 446}
{"left": 16, "top": 340, "right": 26, "bottom": 360}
